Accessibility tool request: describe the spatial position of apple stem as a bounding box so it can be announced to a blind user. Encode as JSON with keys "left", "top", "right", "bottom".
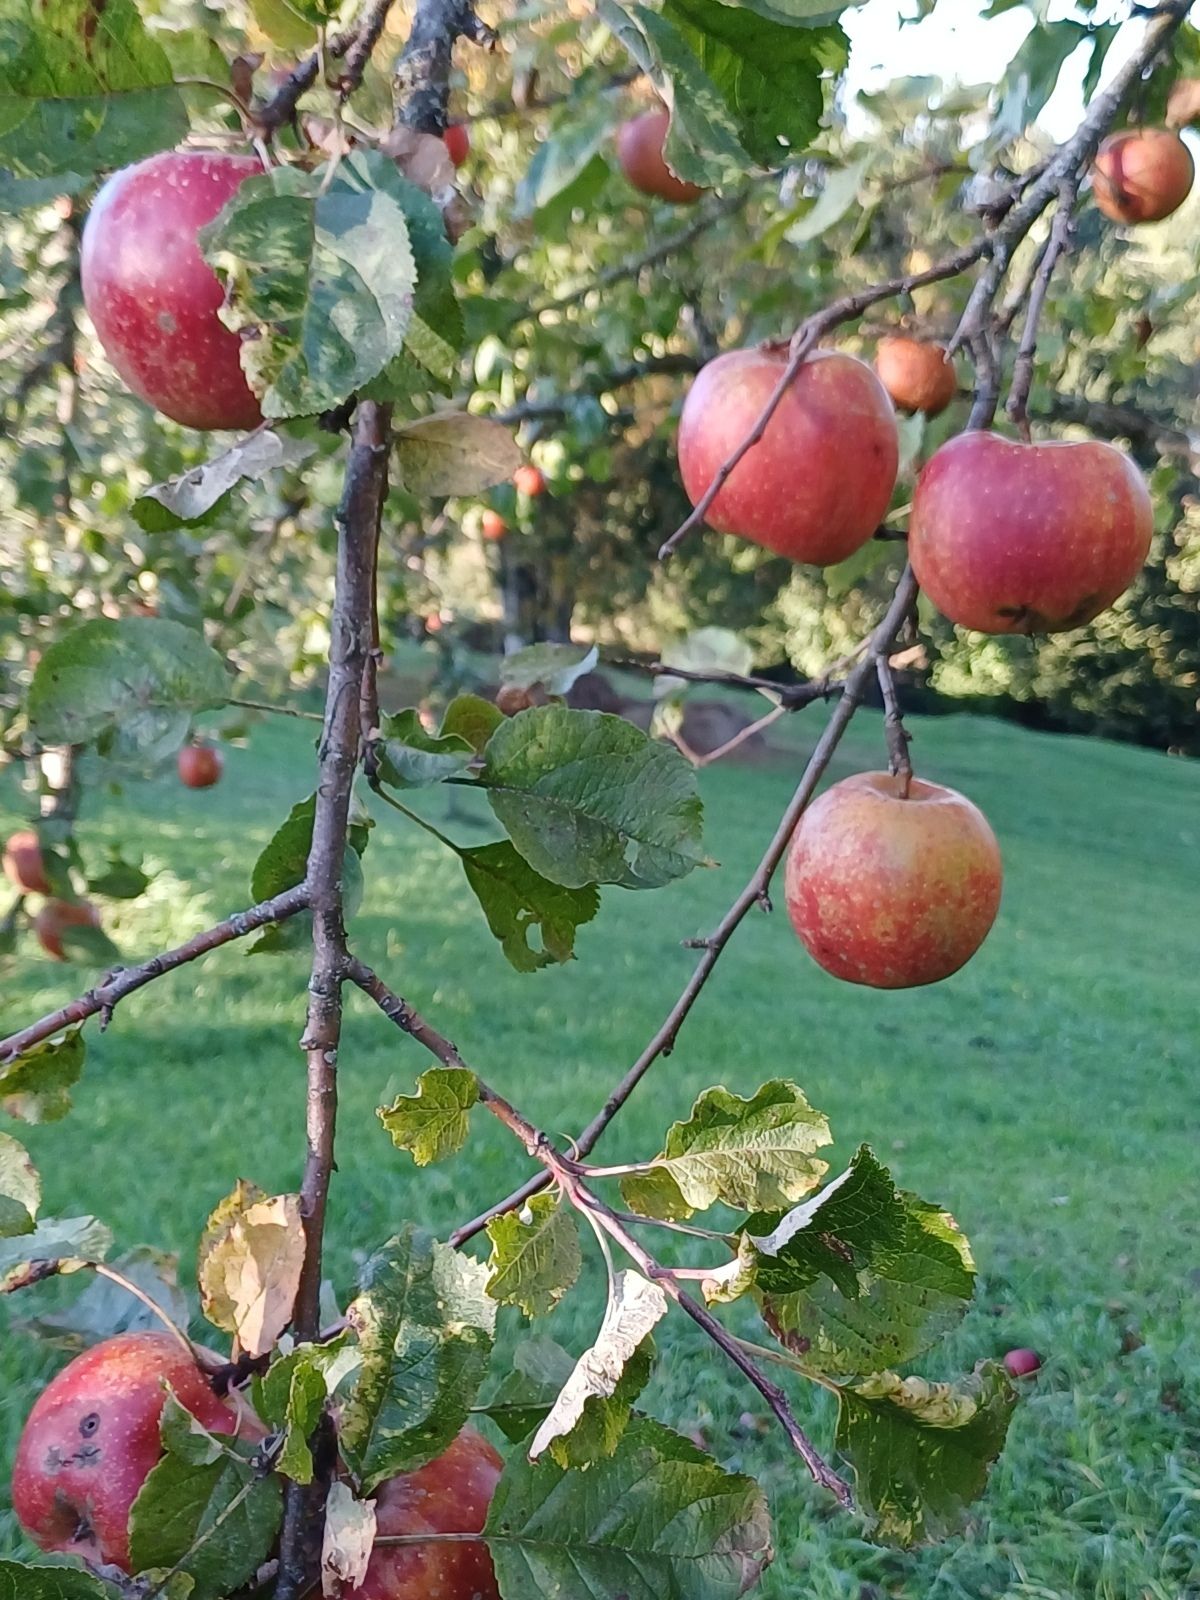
{"left": 876, "top": 655, "right": 914, "bottom": 799}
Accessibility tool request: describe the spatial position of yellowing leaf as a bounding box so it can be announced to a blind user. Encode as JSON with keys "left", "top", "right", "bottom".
{"left": 198, "top": 1188, "right": 305, "bottom": 1358}
{"left": 321, "top": 1481, "right": 377, "bottom": 1596}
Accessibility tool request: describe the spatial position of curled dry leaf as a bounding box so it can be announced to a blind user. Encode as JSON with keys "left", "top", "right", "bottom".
{"left": 198, "top": 1188, "right": 306, "bottom": 1359}
{"left": 380, "top": 125, "right": 471, "bottom": 240}
{"left": 301, "top": 114, "right": 362, "bottom": 160}
{"left": 529, "top": 1270, "right": 668, "bottom": 1460}
{"left": 322, "top": 1480, "right": 378, "bottom": 1596}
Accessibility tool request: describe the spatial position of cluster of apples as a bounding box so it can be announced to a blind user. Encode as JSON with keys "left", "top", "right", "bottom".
{"left": 11, "top": 1332, "right": 503, "bottom": 1599}
{"left": 675, "top": 301, "right": 1155, "bottom": 989}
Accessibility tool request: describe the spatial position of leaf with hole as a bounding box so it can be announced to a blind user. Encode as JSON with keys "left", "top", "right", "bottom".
{"left": 461, "top": 841, "right": 600, "bottom": 972}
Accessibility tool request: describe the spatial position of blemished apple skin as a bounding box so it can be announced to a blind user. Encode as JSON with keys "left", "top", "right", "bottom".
{"left": 874, "top": 336, "right": 958, "bottom": 416}
{"left": 2, "top": 830, "right": 50, "bottom": 895}
{"left": 677, "top": 348, "right": 900, "bottom": 566}
{"left": 616, "top": 110, "right": 706, "bottom": 204}
{"left": 344, "top": 1427, "right": 503, "bottom": 1600}
{"left": 1093, "top": 128, "right": 1194, "bottom": 223}
{"left": 81, "top": 151, "right": 264, "bottom": 431}
{"left": 909, "top": 432, "right": 1153, "bottom": 634}
{"left": 11, "top": 1332, "right": 252, "bottom": 1572}
{"left": 785, "top": 772, "right": 1002, "bottom": 989}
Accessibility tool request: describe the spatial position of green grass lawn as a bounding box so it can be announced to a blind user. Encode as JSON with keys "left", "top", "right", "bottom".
{"left": 1, "top": 698, "right": 1198, "bottom": 1599}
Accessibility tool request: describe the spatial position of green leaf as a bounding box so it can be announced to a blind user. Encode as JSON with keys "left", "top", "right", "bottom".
{"left": 0, "top": 1564, "right": 113, "bottom": 1600}
{"left": 441, "top": 694, "right": 503, "bottom": 754}
{"left": 25, "top": 1244, "right": 189, "bottom": 1343}
{"left": 359, "top": 165, "right": 464, "bottom": 401}
{"left": 0, "top": 1131, "right": 39, "bottom": 1237}
{"left": 28, "top": 619, "right": 229, "bottom": 762}
{"left": 515, "top": 99, "right": 616, "bottom": 218}
{"left": 0, "top": 0, "right": 188, "bottom": 182}
{"left": 663, "top": 0, "right": 845, "bottom": 166}
{"left": 0, "top": 1029, "right": 86, "bottom": 1124}
{"left": 252, "top": 1348, "right": 327, "bottom": 1484}
{"left": 393, "top": 413, "right": 523, "bottom": 497}
{"left": 377, "top": 710, "right": 475, "bottom": 789}
{"left": 479, "top": 1338, "right": 576, "bottom": 1443}
{"left": 835, "top": 1364, "right": 1017, "bottom": 1545}
{"left": 785, "top": 152, "right": 872, "bottom": 243}
{"left": 622, "top": 1080, "right": 831, "bottom": 1222}
{"left": 340, "top": 1225, "right": 496, "bottom": 1492}
{"left": 0, "top": 1215, "right": 112, "bottom": 1289}
{"left": 751, "top": 1148, "right": 977, "bottom": 1376}
{"left": 129, "top": 1436, "right": 282, "bottom": 1600}
{"left": 485, "top": 1416, "right": 773, "bottom": 1599}
{"left": 529, "top": 1270, "right": 666, "bottom": 1463}
{"left": 379, "top": 1067, "right": 480, "bottom": 1166}
{"left": 485, "top": 1193, "right": 583, "bottom": 1318}
{"left": 249, "top": 794, "right": 368, "bottom": 953}
{"left": 200, "top": 152, "right": 420, "bottom": 419}
{"left": 481, "top": 706, "right": 706, "bottom": 890}
{"left": 86, "top": 849, "right": 152, "bottom": 901}
{"left": 461, "top": 840, "right": 600, "bottom": 972}
{"left": 999, "top": 20, "right": 1089, "bottom": 128}
{"left": 248, "top": 0, "right": 320, "bottom": 49}
{"left": 600, "top": 1, "right": 752, "bottom": 185}
{"left": 131, "top": 431, "right": 317, "bottom": 533}
{"left": 499, "top": 642, "right": 599, "bottom": 696}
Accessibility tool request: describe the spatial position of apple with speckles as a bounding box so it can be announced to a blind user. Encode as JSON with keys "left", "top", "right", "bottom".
{"left": 3, "top": 830, "right": 50, "bottom": 895}
{"left": 677, "top": 348, "right": 899, "bottom": 565}
{"left": 874, "top": 336, "right": 958, "bottom": 416}
{"left": 11, "top": 1331, "right": 257, "bottom": 1572}
{"left": 616, "top": 109, "right": 707, "bottom": 204}
{"left": 81, "top": 150, "right": 264, "bottom": 431}
{"left": 344, "top": 1427, "right": 502, "bottom": 1600}
{"left": 1092, "top": 127, "right": 1193, "bottom": 223}
{"left": 909, "top": 432, "right": 1153, "bottom": 634}
{"left": 785, "top": 772, "right": 1002, "bottom": 989}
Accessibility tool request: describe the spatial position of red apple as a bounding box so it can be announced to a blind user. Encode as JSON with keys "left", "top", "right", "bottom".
{"left": 1092, "top": 127, "right": 1194, "bottom": 223}
{"left": 444, "top": 123, "right": 471, "bottom": 168}
{"left": 677, "top": 348, "right": 899, "bottom": 565}
{"left": 909, "top": 431, "right": 1153, "bottom": 634}
{"left": 513, "top": 464, "right": 545, "bottom": 498}
{"left": 3, "top": 830, "right": 50, "bottom": 896}
{"left": 11, "top": 1331, "right": 252, "bottom": 1572}
{"left": 785, "top": 771, "right": 1002, "bottom": 989}
{"left": 1004, "top": 1347, "right": 1042, "bottom": 1378}
{"left": 81, "top": 151, "right": 264, "bottom": 431}
{"left": 177, "top": 743, "right": 223, "bottom": 789}
{"left": 481, "top": 510, "right": 508, "bottom": 542}
{"left": 874, "top": 336, "right": 958, "bottom": 416}
{"left": 32, "top": 899, "right": 101, "bottom": 962}
{"left": 344, "top": 1427, "right": 502, "bottom": 1600}
{"left": 616, "top": 109, "right": 706, "bottom": 204}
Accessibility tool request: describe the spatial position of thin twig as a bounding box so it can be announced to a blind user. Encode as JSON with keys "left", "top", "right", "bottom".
{"left": 876, "top": 656, "right": 913, "bottom": 797}
{"left": 0, "top": 885, "right": 310, "bottom": 1064}
{"left": 1006, "top": 186, "right": 1075, "bottom": 438}
{"left": 230, "top": 697, "right": 325, "bottom": 723}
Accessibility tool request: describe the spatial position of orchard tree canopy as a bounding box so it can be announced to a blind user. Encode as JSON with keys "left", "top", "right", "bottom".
{"left": 0, "top": 0, "right": 1197, "bottom": 1596}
